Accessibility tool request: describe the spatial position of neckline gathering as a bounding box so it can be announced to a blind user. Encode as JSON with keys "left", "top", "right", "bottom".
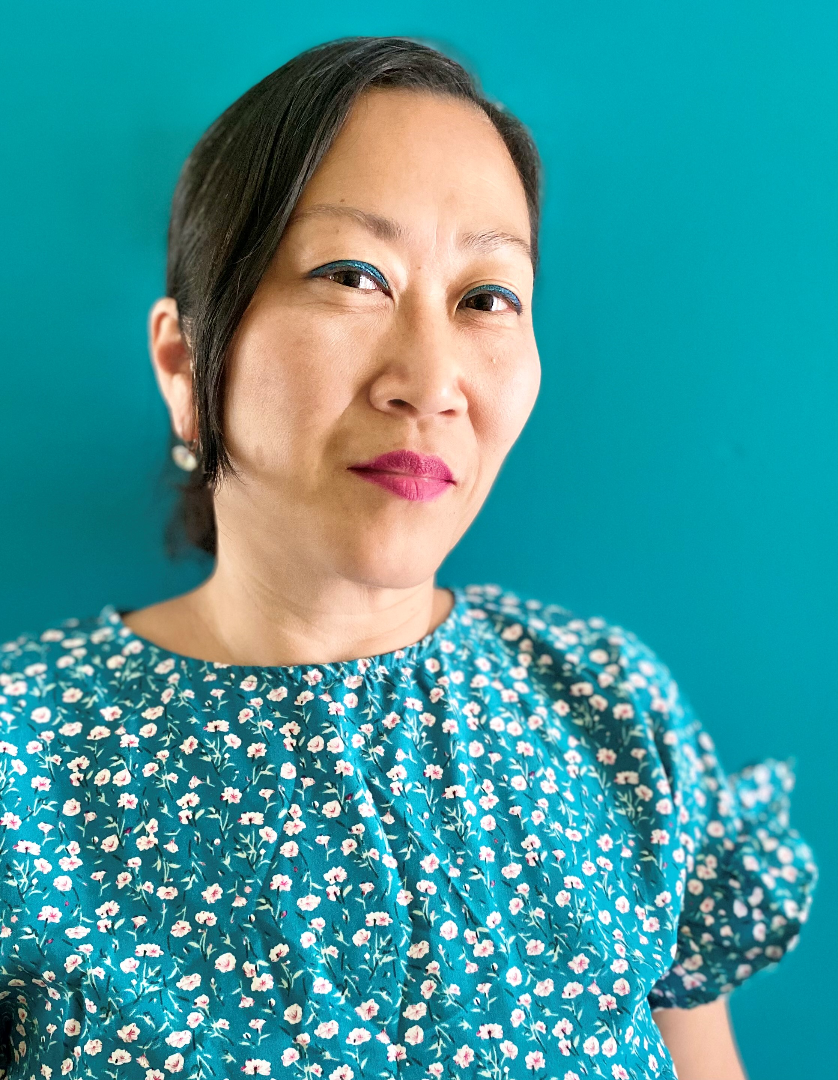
{"left": 95, "top": 585, "right": 474, "bottom": 682}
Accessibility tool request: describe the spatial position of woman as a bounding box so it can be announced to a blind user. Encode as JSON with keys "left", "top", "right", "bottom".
{"left": 0, "top": 36, "right": 816, "bottom": 1080}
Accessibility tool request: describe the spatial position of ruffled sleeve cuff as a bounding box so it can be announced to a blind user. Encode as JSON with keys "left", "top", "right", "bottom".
{"left": 648, "top": 758, "right": 818, "bottom": 1010}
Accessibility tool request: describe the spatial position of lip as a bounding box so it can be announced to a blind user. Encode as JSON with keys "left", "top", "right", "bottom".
{"left": 348, "top": 449, "right": 455, "bottom": 502}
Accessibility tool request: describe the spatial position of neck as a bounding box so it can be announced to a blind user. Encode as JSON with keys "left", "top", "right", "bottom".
{"left": 136, "top": 556, "right": 455, "bottom": 667}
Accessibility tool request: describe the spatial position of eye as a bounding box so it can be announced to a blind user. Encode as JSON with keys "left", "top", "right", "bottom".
{"left": 308, "top": 260, "right": 389, "bottom": 293}
{"left": 460, "top": 284, "right": 523, "bottom": 315}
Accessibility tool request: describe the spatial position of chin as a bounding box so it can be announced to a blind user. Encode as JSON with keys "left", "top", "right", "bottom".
{"left": 330, "top": 543, "right": 446, "bottom": 593}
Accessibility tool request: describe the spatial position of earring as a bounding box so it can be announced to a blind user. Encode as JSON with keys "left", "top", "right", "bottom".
{"left": 172, "top": 438, "right": 200, "bottom": 472}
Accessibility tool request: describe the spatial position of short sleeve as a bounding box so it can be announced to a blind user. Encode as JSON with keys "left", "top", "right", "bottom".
{"left": 620, "top": 634, "right": 819, "bottom": 1011}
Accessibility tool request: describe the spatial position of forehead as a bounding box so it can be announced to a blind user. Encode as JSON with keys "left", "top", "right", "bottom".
{"left": 290, "top": 88, "right": 531, "bottom": 248}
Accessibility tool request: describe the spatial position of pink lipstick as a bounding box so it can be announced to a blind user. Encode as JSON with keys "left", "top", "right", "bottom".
{"left": 348, "top": 449, "right": 455, "bottom": 502}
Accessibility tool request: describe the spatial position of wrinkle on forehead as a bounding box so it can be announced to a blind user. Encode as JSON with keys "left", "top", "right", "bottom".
{"left": 286, "top": 203, "right": 532, "bottom": 264}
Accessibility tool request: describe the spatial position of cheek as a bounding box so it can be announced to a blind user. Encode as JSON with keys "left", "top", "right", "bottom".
{"left": 479, "top": 345, "right": 541, "bottom": 448}
{"left": 224, "top": 313, "right": 359, "bottom": 469}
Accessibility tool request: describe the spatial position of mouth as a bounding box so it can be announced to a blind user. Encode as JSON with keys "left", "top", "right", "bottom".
{"left": 347, "top": 449, "right": 455, "bottom": 502}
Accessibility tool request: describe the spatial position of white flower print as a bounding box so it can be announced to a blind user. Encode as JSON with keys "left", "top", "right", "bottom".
{"left": 0, "top": 584, "right": 817, "bottom": 1080}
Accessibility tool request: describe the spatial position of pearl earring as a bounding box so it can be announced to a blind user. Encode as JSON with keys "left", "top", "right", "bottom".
{"left": 172, "top": 438, "right": 199, "bottom": 472}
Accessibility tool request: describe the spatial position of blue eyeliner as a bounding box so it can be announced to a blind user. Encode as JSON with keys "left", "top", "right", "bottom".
{"left": 308, "top": 259, "right": 390, "bottom": 290}
{"left": 308, "top": 260, "right": 522, "bottom": 313}
{"left": 462, "top": 283, "right": 523, "bottom": 313}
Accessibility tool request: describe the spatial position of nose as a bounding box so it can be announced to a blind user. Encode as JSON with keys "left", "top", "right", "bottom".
{"left": 366, "top": 298, "right": 469, "bottom": 421}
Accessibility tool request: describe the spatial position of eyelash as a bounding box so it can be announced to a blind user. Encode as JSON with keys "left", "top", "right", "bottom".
{"left": 308, "top": 260, "right": 523, "bottom": 314}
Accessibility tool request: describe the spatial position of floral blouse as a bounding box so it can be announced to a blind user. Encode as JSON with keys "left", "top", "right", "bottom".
{"left": 0, "top": 583, "right": 817, "bottom": 1080}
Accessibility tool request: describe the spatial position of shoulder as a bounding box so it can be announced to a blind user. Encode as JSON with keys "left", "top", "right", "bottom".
{"left": 460, "top": 581, "right": 699, "bottom": 765}
{"left": 0, "top": 605, "right": 124, "bottom": 720}
{"left": 1, "top": 606, "right": 121, "bottom": 670}
{"left": 460, "top": 581, "right": 677, "bottom": 695}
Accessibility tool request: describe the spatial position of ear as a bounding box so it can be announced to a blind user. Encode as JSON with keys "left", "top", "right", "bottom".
{"left": 148, "top": 297, "right": 197, "bottom": 443}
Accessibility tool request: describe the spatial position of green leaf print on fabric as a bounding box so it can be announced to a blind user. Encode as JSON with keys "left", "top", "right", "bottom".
{"left": 0, "top": 584, "right": 817, "bottom": 1080}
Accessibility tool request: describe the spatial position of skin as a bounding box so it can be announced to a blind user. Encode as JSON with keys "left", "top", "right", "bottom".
{"left": 653, "top": 998, "right": 747, "bottom": 1080}
{"left": 134, "top": 88, "right": 539, "bottom": 666}
{"left": 128, "top": 87, "right": 747, "bottom": 1078}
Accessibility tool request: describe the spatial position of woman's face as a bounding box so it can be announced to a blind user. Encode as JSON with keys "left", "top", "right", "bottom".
{"left": 218, "top": 88, "right": 540, "bottom": 590}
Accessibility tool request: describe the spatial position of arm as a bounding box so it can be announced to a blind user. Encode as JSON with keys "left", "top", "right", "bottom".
{"left": 652, "top": 996, "right": 747, "bottom": 1080}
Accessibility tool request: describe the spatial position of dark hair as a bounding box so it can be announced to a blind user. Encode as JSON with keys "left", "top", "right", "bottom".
{"left": 164, "top": 35, "right": 542, "bottom": 558}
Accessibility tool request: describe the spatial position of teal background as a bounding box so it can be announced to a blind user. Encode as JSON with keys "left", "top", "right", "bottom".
{"left": 0, "top": 2, "right": 834, "bottom": 1075}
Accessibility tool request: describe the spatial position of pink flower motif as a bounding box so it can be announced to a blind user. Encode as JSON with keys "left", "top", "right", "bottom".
{"left": 242, "top": 1060, "right": 271, "bottom": 1076}
{"left": 568, "top": 955, "right": 589, "bottom": 974}
{"left": 453, "top": 1046, "right": 474, "bottom": 1068}
{"left": 214, "top": 953, "right": 236, "bottom": 973}
{"left": 201, "top": 883, "right": 223, "bottom": 904}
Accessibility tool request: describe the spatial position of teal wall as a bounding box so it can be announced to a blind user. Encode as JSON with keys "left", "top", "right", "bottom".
{"left": 1, "top": 3, "right": 834, "bottom": 1075}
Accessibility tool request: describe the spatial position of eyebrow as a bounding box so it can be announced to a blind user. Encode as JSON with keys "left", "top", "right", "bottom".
{"left": 287, "top": 203, "right": 533, "bottom": 262}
